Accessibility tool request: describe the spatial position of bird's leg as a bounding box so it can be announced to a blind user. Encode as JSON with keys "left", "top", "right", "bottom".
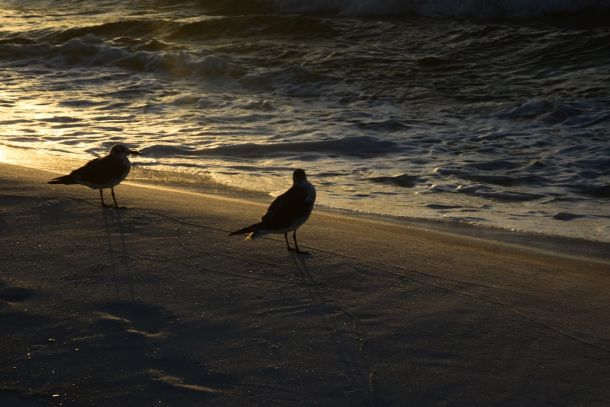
{"left": 100, "top": 189, "right": 115, "bottom": 208}
{"left": 111, "top": 188, "right": 118, "bottom": 208}
{"left": 293, "top": 230, "right": 310, "bottom": 255}
{"left": 284, "top": 233, "right": 293, "bottom": 251}
{"left": 99, "top": 189, "right": 111, "bottom": 207}
{"left": 111, "top": 188, "right": 125, "bottom": 209}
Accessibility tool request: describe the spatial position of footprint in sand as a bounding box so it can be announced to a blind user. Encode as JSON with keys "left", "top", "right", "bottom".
{"left": 94, "top": 301, "right": 176, "bottom": 339}
{"left": 92, "top": 302, "right": 236, "bottom": 397}
{"left": 148, "top": 369, "right": 225, "bottom": 395}
{"left": 0, "top": 282, "right": 36, "bottom": 306}
{"left": 105, "top": 213, "right": 163, "bottom": 234}
{"left": 121, "top": 213, "right": 162, "bottom": 227}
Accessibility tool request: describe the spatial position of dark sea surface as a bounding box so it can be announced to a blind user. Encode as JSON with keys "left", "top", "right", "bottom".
{"left": 1, "top": 0, "right": 609, "bottom": 241}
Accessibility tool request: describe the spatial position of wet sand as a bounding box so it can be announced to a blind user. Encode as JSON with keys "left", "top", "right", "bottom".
{"left": 1, "top": 162, "right": 609, "bottom": 407}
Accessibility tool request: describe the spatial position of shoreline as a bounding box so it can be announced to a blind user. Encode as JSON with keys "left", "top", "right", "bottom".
{"left": 133, "top": 180, "right": 610, "bottom": 266}
{"left": 3, "top": 143, "right": 610, "bottom": 247}
{"left": 1, "top": 153, "right": 609, "bottom": 264}
{"left": 1, "top": 160, "right": 609, "bottom": 406}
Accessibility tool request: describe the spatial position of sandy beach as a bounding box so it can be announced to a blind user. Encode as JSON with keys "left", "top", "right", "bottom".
{"left": 1, "top": 161, "right": 609, "bottom": 407}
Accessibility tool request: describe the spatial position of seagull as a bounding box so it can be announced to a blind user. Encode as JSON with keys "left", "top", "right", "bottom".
{"left": 48, "top": 144, "right": 140, "bottom": 208}
{"left": 229, "top": 168, "right": 316, "bottom": 254}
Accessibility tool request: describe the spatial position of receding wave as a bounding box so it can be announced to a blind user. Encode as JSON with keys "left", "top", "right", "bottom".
{"left": 140, "top": 136, "right": 400, "bottom": 158}
{"left": 368, "top": 174, "right": 420, "bottom": 188}
{"left": 454, "top": 173, "right": 548, "bottom": 187}
{"left": 453, "top": 185, "right": 545, "bottom": 202}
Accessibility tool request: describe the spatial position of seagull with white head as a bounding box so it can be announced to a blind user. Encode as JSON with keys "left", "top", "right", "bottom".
{"left": 229, "top": 168, "right": 316, "bottom": 254}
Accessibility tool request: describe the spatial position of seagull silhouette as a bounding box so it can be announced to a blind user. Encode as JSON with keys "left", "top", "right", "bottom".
{"left": 229, "top": 169, "right": 316, "bottom": 254}
{"left": 48, "top": 144, "right": 140, "bottom": 208}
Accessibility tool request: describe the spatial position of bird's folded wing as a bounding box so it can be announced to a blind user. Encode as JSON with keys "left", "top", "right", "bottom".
{"left": 70, "top": 156, "right": 126, "bottom": 184}
{"left": 261, "top": 187, "right": 310, "bottom": 230}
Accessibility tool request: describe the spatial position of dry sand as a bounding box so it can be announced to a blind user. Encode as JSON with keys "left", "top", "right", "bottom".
{"left": 1, "top": 162, "right": 609, "bottom": 407}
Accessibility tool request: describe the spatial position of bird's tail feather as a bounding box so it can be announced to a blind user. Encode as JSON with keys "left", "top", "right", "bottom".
{"left": 48, "top": 175, "right": 76, "bottom": 185}
{"left": 229, "top": 223, "right": 260, "bottom": 237}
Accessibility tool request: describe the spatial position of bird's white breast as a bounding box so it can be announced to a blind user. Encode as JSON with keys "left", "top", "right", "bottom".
{"left": 112, "top": 156, "right": 132, "bottom": 186}
{"left": 304, "top": 181, "right": 316, "bottom": 205}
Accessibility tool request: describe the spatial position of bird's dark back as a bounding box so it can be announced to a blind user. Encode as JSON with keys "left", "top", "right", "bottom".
{"left": 71, "top": 155, "right": 127, "bottom": 184}
{"left": 261, "top": 185, "right": 312, "bottom": 229}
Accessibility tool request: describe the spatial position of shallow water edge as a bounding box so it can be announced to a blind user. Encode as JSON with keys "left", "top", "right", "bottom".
{"left": 2, "top": 145, "right": 608, "bottom": 265}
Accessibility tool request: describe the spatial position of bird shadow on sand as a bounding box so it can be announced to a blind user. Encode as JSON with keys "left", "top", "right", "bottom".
{"left": 288, "top": 254, "right": 375, "bottom": 405}
{"left": 0, "top": 281, "right": 37, "bottom": 304}
{"left": 101, "top": 208, "right": 135, "bottom": 301}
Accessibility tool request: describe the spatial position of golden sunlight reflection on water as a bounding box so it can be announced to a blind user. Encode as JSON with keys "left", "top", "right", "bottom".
{"left": 0, "top": 144, "right": 81, "bottom": 175}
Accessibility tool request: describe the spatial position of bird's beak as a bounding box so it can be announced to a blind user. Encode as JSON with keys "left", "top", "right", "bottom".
{"left": 129, "top": 149, "right": 141, "bottom": 156}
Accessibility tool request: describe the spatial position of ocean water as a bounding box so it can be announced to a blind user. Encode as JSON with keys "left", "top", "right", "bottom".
{"left": 1, "top": 0, "right": 609, "bottom": 242}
